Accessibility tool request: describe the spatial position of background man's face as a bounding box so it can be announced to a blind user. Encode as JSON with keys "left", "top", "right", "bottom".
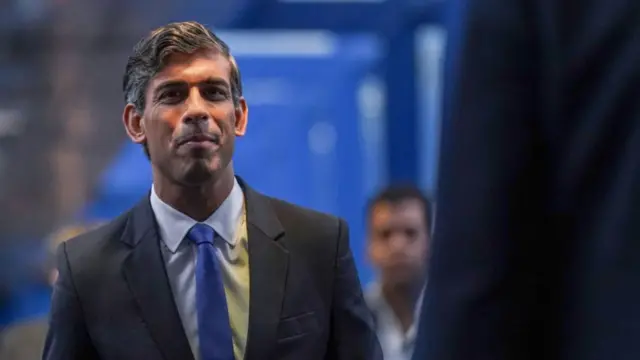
{"left": 368, "top": 199, "right": 430, "bottom": 286}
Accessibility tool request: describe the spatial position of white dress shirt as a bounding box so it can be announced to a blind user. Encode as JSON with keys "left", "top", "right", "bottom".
{"left": 365, "top": 283, "right": 424, "bottom": 360}
{"left": 149, "top": 179, "right": 249, "bottom": 360}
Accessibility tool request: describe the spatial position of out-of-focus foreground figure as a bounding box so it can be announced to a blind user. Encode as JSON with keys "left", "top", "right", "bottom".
{"left": 413, "top": 0, "right": 640, "bottom": 359}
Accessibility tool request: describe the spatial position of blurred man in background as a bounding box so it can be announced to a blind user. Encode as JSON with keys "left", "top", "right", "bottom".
{"left": 0, "top": 223, "right": 98, "bottom": 360}
{"left": 365, "top": 185, "right": 431, "bottom": 360}
{"left": 414, "top": 0, "right": 640, "bottom": 359}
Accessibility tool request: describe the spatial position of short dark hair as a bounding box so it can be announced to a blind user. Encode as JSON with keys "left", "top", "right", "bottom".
{"left": 123, "top": 21, "right": 243, "bottom": 112}
{"left": 366, "top": 184, "right": 433, "bottom": 232}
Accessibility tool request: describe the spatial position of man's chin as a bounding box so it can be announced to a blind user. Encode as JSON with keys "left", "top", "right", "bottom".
{"left": 385, "top": 268, "right": 420, "bottom": 285}
{"left": 178, "top": 160, "right": 221, "bottom": 186}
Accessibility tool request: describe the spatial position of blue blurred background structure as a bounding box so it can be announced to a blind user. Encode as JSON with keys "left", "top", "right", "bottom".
{"left": 0, "top": 0, "right": 447, "bottom": 327}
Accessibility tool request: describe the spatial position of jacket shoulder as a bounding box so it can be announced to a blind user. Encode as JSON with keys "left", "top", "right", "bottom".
{"left": 61, "top": 210, "right": 132, "bottom": 275}
{"left": 266, "top": 196, "right": 344, "bottom": 237}
{"left": 64, "top": 214, "right": 128, "bottom": 252}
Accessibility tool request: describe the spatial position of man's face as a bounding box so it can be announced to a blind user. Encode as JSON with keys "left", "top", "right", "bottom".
{"left": 123, "top": 49, "right": 248, "bottom": 186}
{"left": 368, "top": 199, "right": 429, "bottom": 286}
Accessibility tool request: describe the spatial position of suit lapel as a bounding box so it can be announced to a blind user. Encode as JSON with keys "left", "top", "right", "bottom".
{"left": 239, "top": 179, "right": 289, "bottom": 360}
{"left": 121, "top": 197, "right": 194, "bottom": 360}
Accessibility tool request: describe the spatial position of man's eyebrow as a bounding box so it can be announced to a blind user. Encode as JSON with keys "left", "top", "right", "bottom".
{"left": 153, "top": 80, "right": 186, "bottom": 93}
{"left": 153, "top": 77, "right": 230, "bottom": 92}
{"left": 200, "top": 77, "right": 230, "bottom": 88}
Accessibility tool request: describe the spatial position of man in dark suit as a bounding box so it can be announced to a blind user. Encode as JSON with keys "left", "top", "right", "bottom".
{"left": 43, "top": 21, "right": 381, "bottom": 360}
{"left": 413, "top": 0, "right": 640, "bottom": 359}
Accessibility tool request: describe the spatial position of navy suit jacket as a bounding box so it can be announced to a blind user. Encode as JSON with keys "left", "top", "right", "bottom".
{"left": 414, "top": 0, "right": 640, "bottom": 359}
{"left": 43, "top": 178, "right": 381, "bottom": 360}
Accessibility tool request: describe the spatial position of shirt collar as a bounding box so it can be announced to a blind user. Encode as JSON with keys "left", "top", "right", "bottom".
{"left": 149, "top": 178, "right": 244, "bottom": 253}
{"left": 365, "top": 281, "right": 426, "bottom": 335}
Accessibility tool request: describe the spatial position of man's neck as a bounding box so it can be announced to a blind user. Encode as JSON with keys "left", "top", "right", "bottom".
{"left": 382, "top": 281, "right": 423, "bottom": 333}
{"left": 153, "top": 168, "right": 235, "bottom": 222}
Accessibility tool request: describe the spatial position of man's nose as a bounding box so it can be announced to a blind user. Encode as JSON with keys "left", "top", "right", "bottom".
{"left": 388, "top": 235, "right": 409, "bottom": 251}
{"left": 182, "top": 88, "right": 210, "bottom": 123}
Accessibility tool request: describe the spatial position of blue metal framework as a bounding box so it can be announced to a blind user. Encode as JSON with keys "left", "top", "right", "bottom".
{"left": 232, "top": 0, "right": 446, "bottom": 184}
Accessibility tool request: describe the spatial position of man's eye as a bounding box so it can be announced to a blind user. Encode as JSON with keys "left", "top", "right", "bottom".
{"left": 203, "top": 88, "right": 227, "bottom": 99}
{"left": 157, "top": 90, "right": 184, "bottom": 103}
{"left": 405, "top": 229, "right": 418, "bottom": 238}
{"left": 162, "top": 91, "right": 181, "bottom": 99}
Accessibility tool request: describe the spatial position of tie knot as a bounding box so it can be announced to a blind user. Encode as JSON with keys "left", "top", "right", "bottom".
{"left": 187, "top": 223, "right": 216, "bottom": 245}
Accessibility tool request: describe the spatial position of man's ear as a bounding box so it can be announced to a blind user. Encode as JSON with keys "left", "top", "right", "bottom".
{"left": 123, "top": 104, "right": 146, "bottom": 144}
{"left": 234, "top": 97, "right": 248, "bottom": 136}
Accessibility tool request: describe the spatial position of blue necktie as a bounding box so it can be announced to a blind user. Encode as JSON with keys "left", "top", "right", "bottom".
{"left": 187, "top": 223, "right": 234, "bottom": 360}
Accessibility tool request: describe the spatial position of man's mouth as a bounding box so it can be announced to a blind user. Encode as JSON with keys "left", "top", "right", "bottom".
{"left": 176, "top": 133, "right": 220, "bottom": 147}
